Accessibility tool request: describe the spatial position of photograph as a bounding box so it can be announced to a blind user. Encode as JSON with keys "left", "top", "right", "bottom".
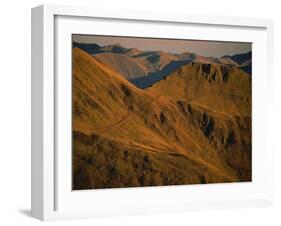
{"left": 72, "top": 34, "right": 252, "bottom": 190}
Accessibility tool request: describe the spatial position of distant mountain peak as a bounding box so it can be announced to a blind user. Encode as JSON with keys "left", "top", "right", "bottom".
{"left": 125, "top": 48, "right": 143, "bottom": 56}
{"left": 100, "top": 43, "right": 128, "bottom": 53}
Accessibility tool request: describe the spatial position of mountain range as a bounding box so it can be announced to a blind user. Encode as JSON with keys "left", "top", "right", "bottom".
{"left": 73, "top": 42, "right": 252, "bottom": 88}
{"left": 72, "top": 47, "right": 251, "bottom": 189}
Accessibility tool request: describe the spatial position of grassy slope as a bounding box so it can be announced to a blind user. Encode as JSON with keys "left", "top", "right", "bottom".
{"left": 94, "top": 53, "right": 149, "bottom": 79}
{"left": 148, "top": 62, "right": 252, "bottom": 182}
{"left": 148, "top": 62, "right": 251, "bottom": 116}
{"left": 72, "top": 48, "right": 251, "bottom": 190}
{"left": 94, "top": 50, "right": 181, "bottom": 81}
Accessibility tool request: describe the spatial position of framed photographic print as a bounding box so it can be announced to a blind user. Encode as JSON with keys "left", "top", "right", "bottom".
{"left": 31, "top": 4, "right": 274, "bottom": 221}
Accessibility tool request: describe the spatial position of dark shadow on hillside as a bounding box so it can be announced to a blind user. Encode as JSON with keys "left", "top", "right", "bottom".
{"left": 231, "top": 51, "right": 251, "bottom": 65}
{"left": 73, "top": 42, "right": 101, "bottom": 54}
{"left": 241, "top": 65, "right": 252, "bottom": 74}
{"left": 130, "top": 59, "right": 191, "bottom": 89}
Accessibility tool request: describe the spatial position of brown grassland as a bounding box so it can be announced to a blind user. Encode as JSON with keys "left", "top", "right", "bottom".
{"left": 72, "top": 47, "right": 251, "bottom": 190}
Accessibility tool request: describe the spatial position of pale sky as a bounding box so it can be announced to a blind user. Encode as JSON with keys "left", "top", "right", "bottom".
{"left": 73, "top": 34, "right": 251, "bottom": 57}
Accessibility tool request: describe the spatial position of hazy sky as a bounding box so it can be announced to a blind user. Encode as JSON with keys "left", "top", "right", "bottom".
{"left": 73, "top": 34, "right": 251, "bottom": 57}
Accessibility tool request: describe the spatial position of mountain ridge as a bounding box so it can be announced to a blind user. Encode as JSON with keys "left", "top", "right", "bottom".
{"left": 73, "top": 42, "right": 252, "bottom": 88}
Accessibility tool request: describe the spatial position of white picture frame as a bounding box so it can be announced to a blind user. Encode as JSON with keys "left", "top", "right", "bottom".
{"left": 31, "top": 4, "right": 274, "bottom": 221}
